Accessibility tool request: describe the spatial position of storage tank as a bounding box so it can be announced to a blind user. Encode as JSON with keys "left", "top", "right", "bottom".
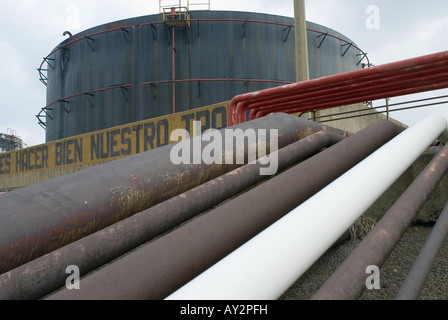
{"left": 37, "top": 10, "right": 368, "bottom": 142}
{"left": 0, "top": 130, "right": 25, "bottom": 153}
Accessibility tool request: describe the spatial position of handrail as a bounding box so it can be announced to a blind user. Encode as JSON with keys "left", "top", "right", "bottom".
{"left": 37, "top": 25, "right": 136, "bottom": 86}
{"left": 36, "top": 84, "right": 133, "bottom": 128}
{"left": 141, "top": 78, "right": 293, "bottom": 86}
{"left": 185, "top": 18, "right": 367, "bottom": 61}
{"left": 138, "top": 18, "right": 368, "bottom": 65}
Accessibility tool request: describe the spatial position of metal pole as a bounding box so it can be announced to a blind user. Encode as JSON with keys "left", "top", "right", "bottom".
{"left": 386, "top": 98, "right": 390, "bottom": 120}
{"left": 294, "top": 0, "right": 309, "bottom": 82}
{"left": 395, "top": 199, "right": 448, "bottom": 300}
{"left": 46, "top": 119, "right": 404, "bottom": 300}
{"left": 172, "top": 25, "right": 176, "bottom": 113}
{"left": 0, "top": 129, "right": 342, "bottom": 300}
{"left": 312, "top": 129, "right": 448, "bottom": 300}
{"left": 166, "top": 114, "right": 446, "bottom": 300}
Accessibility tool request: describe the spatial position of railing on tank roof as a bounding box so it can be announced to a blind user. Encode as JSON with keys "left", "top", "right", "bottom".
{"left": 159, "top": 0, "right": 210, "bottom": 13}
{"left": 36, "top": 84, "right": 133, "bottom": 130}
{"left": 37, "top": 25, "right": 135, "bottom": 87}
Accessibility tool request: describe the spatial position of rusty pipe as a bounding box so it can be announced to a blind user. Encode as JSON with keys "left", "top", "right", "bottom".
{"left": 0, "top": 113, "right": 323, "bottom": 275}
{"left": 395, "top": 199, "right": 448, "bottom": 300}
{"left": 0, "top": 129, "right": 343, "bottom": 300}
{"left": 46, "top": 119, "right": 404, "bottom": 300}
{"left": 311, "top": 140, "right": 448, "bottom": 300}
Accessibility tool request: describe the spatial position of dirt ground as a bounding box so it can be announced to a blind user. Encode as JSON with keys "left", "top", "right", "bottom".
{"left": 280, "top": 224, "right": 448, "bottom": 300}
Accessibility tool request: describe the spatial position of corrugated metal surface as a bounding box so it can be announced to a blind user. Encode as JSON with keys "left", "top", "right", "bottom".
{"left": 42, "top": 11, "right": 364, "bottom": 142}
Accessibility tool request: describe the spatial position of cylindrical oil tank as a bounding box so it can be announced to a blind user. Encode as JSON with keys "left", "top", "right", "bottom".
{"left": 39, "top": 11, "right": 366, "bottom": 142}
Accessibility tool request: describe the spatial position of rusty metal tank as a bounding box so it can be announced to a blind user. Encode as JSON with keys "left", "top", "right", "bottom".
{"left": 38, "top": 10, "right": 366, "bottom": 142}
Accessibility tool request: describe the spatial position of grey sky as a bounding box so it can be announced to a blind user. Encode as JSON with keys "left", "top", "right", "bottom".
{"left": 1, "top": 0, "right": 447, "bottom": 147}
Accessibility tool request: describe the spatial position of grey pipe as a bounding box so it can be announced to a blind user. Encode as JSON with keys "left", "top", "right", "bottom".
{"left": 0, "top": 113, "right": 331, "bottom": 275}
{"left": 395, "top": 199, "right": 448, "bottom": 300}
{"left": 0, "top": 129, "right": 343, "bottom": 300}
{"left": 312, "top": 142, "right": 448, "bottom": 300}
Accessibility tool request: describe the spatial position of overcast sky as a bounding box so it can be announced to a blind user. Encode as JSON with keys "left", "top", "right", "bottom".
{"left": 1, "top": 0, "right": 447, "bottom": 147}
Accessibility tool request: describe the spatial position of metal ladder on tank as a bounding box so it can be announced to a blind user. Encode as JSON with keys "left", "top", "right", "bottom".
{"left": 158, "top": 0, "right": 209, "bottom": 113}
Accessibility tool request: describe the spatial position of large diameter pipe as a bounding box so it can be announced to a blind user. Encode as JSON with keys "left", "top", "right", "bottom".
{"left": 395, "top": 201, "right": 448, "bottom": 300}
{"left": 0, "top": 129, "right": 341, "bottom": 300}
{"left": 312, "top": 140, "right": 448, "bottom": 300}
{"left": 46, "top": 119, "right": 404, "bottom": 300}
{"left": 166, "top": 114, "right": 447, "bottom": 300}
{"left": 0, "top": 113, "right": 313, "bottom": 275}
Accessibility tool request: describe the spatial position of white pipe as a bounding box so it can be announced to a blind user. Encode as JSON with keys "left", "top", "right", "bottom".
{"left": 166, "top": 114, "right": 447, "bottom": 300}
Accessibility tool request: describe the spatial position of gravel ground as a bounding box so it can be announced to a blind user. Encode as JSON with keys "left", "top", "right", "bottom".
{"left": 280, "top": 224, "right": 448, "bottom": 300}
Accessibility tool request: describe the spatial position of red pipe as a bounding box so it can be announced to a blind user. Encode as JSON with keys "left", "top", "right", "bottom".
{"left": 245, "top": 64, "right": 448, "bottom": 114}
{"left": 236, "top": 63, "right": 448, "bottom": 122}
{"left": 254, "top": 81, "right": 448, "bottom": 119}
{"left": 234, "top": 57, "right": 447, "bottom": 117}
{"left": 228, "top": 50, "right": 448, "bottom": 125}
{"left": 249, "top": 71, "right": 448, "bottom": 119}
{"left": 255, "top": 80, "right": 448, "bottom": 118}
{"left": 260, "top": 77, "right": 448, "bottom": 115}
{"left": 231, "top": 53, "right": 445, "bottom": 111}
{"left": 230, "top": 52, "right": 448, "bottom": 121}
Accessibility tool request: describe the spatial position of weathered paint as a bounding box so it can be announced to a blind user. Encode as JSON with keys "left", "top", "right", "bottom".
{"left": 41, "top": 11, "right": 364, "bottom": 142}
{"left": 0, "top": 129, "right": 345, "bottom": 300}
{"left": 0, "top": 113, "right": 321, "bottom": 275}
{"left": 46, "top": 119, "right": 404, "bottom": 300}
{"left": 1, "top": 102, "right": 228, "bottom": 187}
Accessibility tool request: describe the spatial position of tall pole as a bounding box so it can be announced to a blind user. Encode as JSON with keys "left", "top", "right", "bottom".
{"left": 294, "top": 0, "right": 309, "bottom": 82}
{"left": 172, "top": 25, "right": 176, "bottom": 113}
